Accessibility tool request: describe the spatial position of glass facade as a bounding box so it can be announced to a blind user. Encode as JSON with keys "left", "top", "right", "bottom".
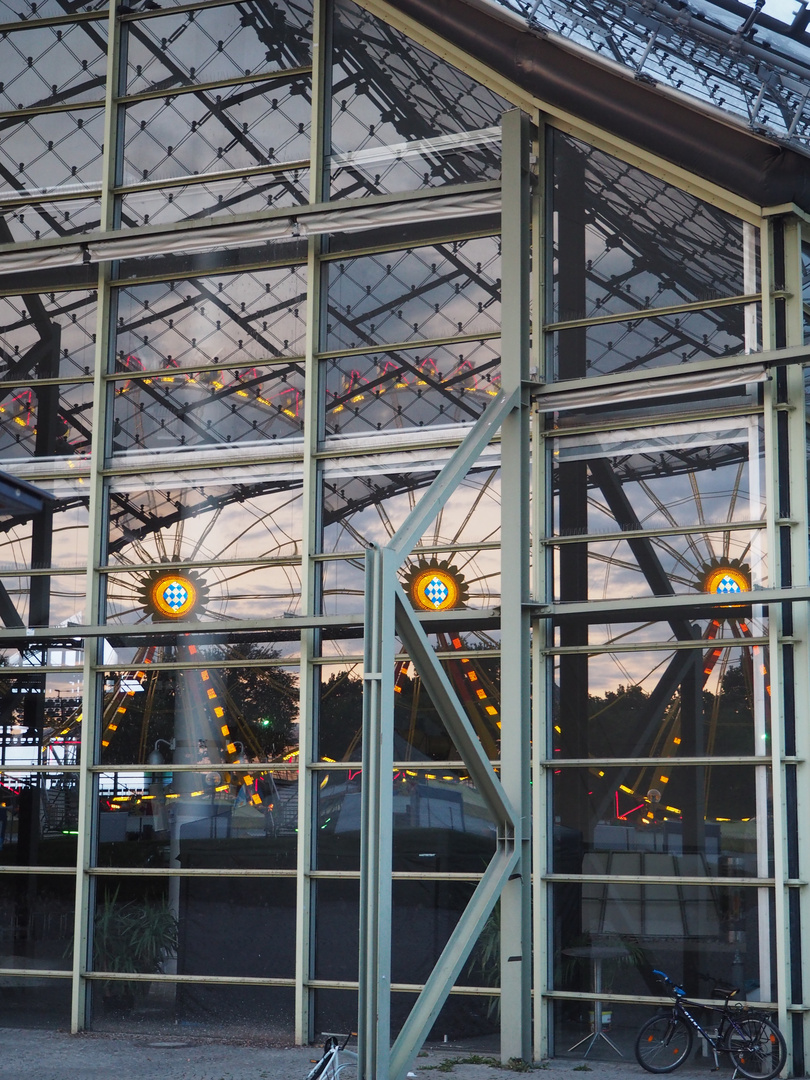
{"left": 0, "top": 0, "right": 807, "bottom": 1071}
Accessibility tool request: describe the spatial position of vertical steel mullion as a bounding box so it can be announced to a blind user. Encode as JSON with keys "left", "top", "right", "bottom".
{"left": 70, "top": 2, "right": 121, "bottom": 1032}
{"left": 358, "top": 544, "right": 396, "bottom": 1080}
{"left": 294, "top": 0, "right": 329, "bottom": 1043}
{"left": 294, "top": 232, "right": 321, "bottom": 1045}
{"left": 499, "top": 107, "right": 532, "bottom": 1065}
{"left": 781, "top": 217, "right": 810, "bottom": 1068}
{"left": 71, "top": 268, "right": 112, "bottom": 1033}
{"left": 761, "top": 215, "right": 793, "bottom": 1057}
{"left": 530, "top": 112, "right": 550, "bottom": 1065}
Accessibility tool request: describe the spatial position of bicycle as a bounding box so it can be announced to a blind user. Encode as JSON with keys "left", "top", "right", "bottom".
{"left": 305, "top": 1031, "right": 358, "bottom": 1080}
{"left": 635, "top": 969, "right": 787, "bottom": 1079}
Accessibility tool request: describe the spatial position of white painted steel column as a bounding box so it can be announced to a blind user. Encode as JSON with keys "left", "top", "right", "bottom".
{"left": 499, "top": 107, "right": 533, "bottom": 1064}
{"left": 294, "top": 0, "right": 329, "bottom": 1043}
{"left": 780, "top": 217, "right": 810, "bottom": 1068}
{"left": 70, "top": 1, "right": 121, "bottom": 1032}
{"left": 358, "top": 543, "right": 397, "bottom": 1080}
{"left": 530, "top": 113, "right": 550, "bottom": 1065}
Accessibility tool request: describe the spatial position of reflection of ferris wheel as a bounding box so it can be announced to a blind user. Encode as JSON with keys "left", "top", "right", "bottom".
{"left": 320, "top": 461, "right": 501, "bottom": 617}
{"left": 558, "top": 414, "right": 768, "bottom": 822}
{"left": 104, "top": 480, "right": 303, "bottom": 625}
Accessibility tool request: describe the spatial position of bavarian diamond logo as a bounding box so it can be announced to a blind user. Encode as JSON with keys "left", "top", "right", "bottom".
{"left": 424, "top": 576, "right": 449, "bottom": 608}
{"left": 162, "top": 581, "right": 189, "bottom": 611}
{"left": 716, "top": 575, "right": 741, "bottom": 594}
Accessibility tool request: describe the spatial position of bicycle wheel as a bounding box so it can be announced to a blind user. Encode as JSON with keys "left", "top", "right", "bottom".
{"left": 635, "top": 1014, "right": 694, "bottom": 1073}
{"left": 724, "top": 1016, "right": 787, "bottom": 1079}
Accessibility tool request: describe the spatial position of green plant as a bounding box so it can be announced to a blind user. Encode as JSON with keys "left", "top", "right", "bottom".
{"left": 466, "top": 902, "right": 500, "bottom": 1020}
{"left": 502, "top": 1060, "right": 533, "bottom": 1073}
{"left": 93, "top": 887, "right": 178, "bottom": 1004}
{"left": 573, "top": 1065, "right": 592, "bottom": 1072}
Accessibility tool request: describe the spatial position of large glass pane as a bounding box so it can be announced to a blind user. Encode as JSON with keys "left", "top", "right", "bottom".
{"left": 0, "top": 383, "right": 93, "bottom": 461}
{"left": 90, "top": 876, "right": 295, "bottom": 1033}
{"left": 110, "top": 363, "right": 305, "bottom": 453}
{"left": 0, "top": 479, "right": 88, "bottom": 569}
{"left": 92, "top": 979, "right": 294, "bottom": 1035}
{"left": 121, "top": 75, "right": 311, "bottom": 186}
{"left": 0, "top": 21, "right": 106, "bottom": 112}
{"left": 315, "top": 768, "right": 497, "bottom": 872}
{"left": 549, "top": 303, "right": 754, "bottom": 379}
{"left": 551, "top": 880, "right": 771, "bottom": 1024}
{"left": 123, "top": 0, "right": 312, "bottom": 94}
{"left": 97, "top": 657, "right": 299, "bottom": 767}
{"left": 92, "top": 874, "right": 294, "bottom": 975}
{"left": 113, "top": 266, "right": 307, "bottom": 373}
{"left": 0, "top": 572, "right": 87, "bottom": 628}
{"left": 0, "top": 108, "right": 104, "bottom": 199}
{"left": 0, "top": 667, "right": 83, "bottom": 772}
{"left": 552, "top": 416, "right": 767, "bottom": 603}
{"left": 0, "top": 773, "right": 79, "bottom": 866}
{"left": 312, "top": 984, "right": 490, "bottom": 1043}
{"left": 552, "top": 765, "right": 772, "bottom": 873}
{"left": 118, "top": 168, "right": 309, "bottom": 228}
{"left": 321, "top": 452, "right": 500, "bottom": 557}
{"left": 96, "top": 770, "right": 298, "bottom": 870}
{"left": 553, "top": 635, "right": 772, "bottom": 761}
{"left": 316, "top": 632, "right": 500, "bottom": 761}
{"left": 105, "top": 472, "right": 303, "bottom": 623}
{"left": 325, "top": 237, "right": 500, "bottom": 352}
{"left": 551, "top": 131, "right": 754, "bottom": 322}
{"left": 330, "top": 0, "right": 506, "bottom": 198}
{"left": 0, "top": 479, "right": 90, "bottom": 618}
{"left": 322, "top": 340, "right": 500, "bottom": 438}
{"left": 0, "top": 872, "right": 75, "bottom": 967}
{"left": 0, "top": 288, "right": 98, "bottom": 384}
{"left": 0, "top": 197, "right": 102, "bottom": 241}
{"left": 0, "top": 973, "right": 71, "bottom": 1029}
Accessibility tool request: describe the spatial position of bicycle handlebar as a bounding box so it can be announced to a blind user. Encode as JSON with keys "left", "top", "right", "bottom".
{"left": 653, "top": 968, "right": 686, "bottom": 997}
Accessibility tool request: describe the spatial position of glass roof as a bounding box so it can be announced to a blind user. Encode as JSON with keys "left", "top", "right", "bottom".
{"left": 488, "top": 0, "right": 810, "bottom": 157}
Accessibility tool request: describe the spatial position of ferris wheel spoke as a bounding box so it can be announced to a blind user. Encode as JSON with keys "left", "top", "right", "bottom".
{"left": 171, "top": 517, "right": 185, "bottom": 562}
{"left": 189, "top": 505, "right": 224, "bottom": 561}
{"left": 449, "top": 469, "right": 497, "bottom": 546}
{"left": 602, "top": 620, "right": 662, "bottom": 647}
{"left": 374, "top": 498, "right": 396, "bottom": 541}
{"left": 688, "top": 470, "right": 706, "bottom": 527}
{"left": 723, "top": 462, "right": 746, "bottom": 560}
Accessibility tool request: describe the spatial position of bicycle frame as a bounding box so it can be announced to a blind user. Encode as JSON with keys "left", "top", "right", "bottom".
{"left": 667, "top": 995, "right": 766, "bottom": 1067}
{"left": 305, "top": 1034, "right": 358, "bottom": 1080}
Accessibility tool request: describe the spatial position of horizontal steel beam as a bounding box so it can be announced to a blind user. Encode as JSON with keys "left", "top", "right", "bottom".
{"left": 536, "top": 584, "right": 810, "bottom": 622}
{"left": 0, "top": 605, "right": 500, "bottom": 644}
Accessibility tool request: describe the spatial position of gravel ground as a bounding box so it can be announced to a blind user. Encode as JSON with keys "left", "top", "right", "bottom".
{"left": 0, "top": 1028, "right": 741, "bottom": 1080}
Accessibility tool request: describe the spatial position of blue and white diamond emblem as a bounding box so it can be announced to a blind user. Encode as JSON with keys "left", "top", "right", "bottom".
{"left": 162, "top": 581, "right": 189, "bottom": 611}
{"left": 424, "top": 576, "right": 449, "bottom": 608}
{"left": 716, "top": 575, "right": 741, "bottom": 594}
